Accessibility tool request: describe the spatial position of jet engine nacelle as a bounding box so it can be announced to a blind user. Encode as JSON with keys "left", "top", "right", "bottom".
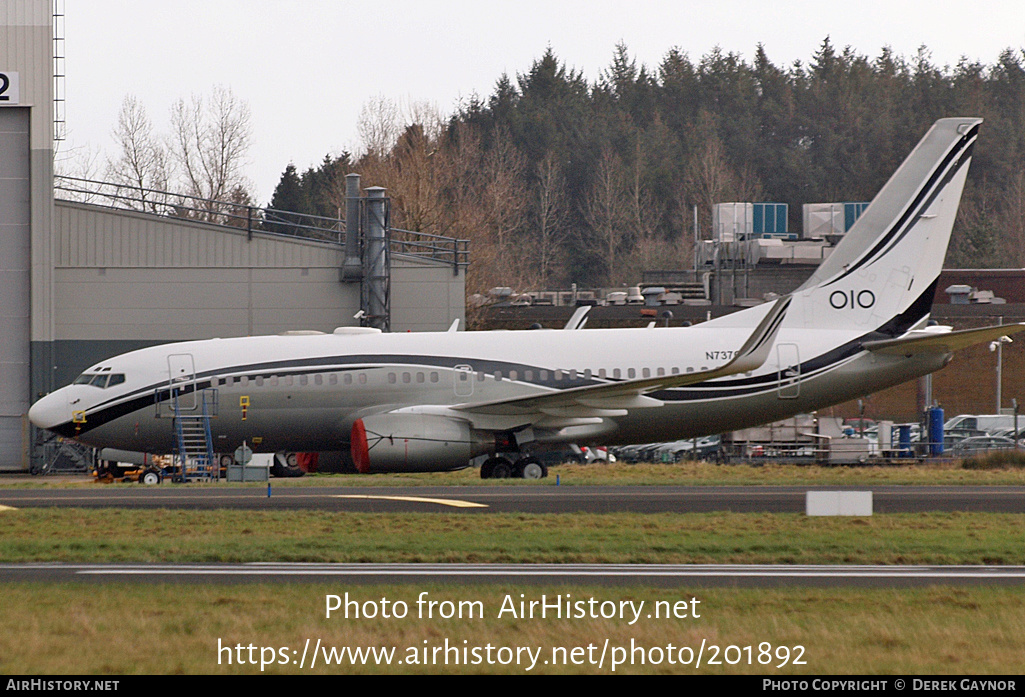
{"left": 350, "top": 412, "right": 490, "bottom": 473}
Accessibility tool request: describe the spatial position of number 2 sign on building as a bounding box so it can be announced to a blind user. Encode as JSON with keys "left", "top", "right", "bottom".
{"left": 0, "top": 72, "right": 20, "bottom": 105}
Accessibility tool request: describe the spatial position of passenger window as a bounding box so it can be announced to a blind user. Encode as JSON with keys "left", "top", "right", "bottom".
{"left": 599, "top": 369, "right": 607, "bottom": 379}
{"left": 329, "top": 374, "right": 338, "bottom": 385}
{"left": 299, "top": 375, "right": 308, "bottom": 386}
{"left": 344, "top": 374, "right": 352, "bottom": 385}
{"left": 270, "top": 376, "right": 279, "bottom": 387}
{"left": 525, "top": 370, "right": 533, "bottom": 381}
{"left": 430, "top": 372, "right": 439, "bottom": 383}
{"left": 554, "top": 370, "right": 563, "bottom": 381}
{"left": 657, "top": 368, "right": 665, "bottom": 377}
{"left": 628, "top": 369, "right": 636, "bottom": 379}
{"left": 240, "top": 376, "right": 249, "bottom": 386}
{"left": 613, "top": 369, "right": 621, "bottom": 379}
{"left": 314, "top": 374, "right": 323, "bottom": 385}
{"left": 402, "top": 372, "right": 411, "bottom": 384}
{"left": 642, "top": 368, "right": 650, "bottom": 378}
{"left": 540, "top": 370, "right": 548, "bottom": 381}
{"left": 358, "top": 374, "right": 367, "bottom": 385}
{"left": 255, "top": 376, "right": 264, "bottom": 387}
{"left": 416, "top": 373, "right": 425, "bottom": 383}
{"left": 509, "top": 370, "right": 518, "bottom": 381}
{"left": 284, "top": 376, "right": 293, "bottom": 386}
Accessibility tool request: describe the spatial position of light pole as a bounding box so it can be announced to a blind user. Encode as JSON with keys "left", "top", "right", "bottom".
{"left": 990, "top": 321, "right": 1013, "bottom": 413}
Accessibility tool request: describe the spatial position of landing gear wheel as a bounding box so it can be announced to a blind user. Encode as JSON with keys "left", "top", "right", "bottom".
{"left": 492, "top": 460, "right": 514, "bottom": 479}
{"left": 480, "top": 458, "right": 495, "bottom": 479}
{"left": 140, "top": 468, "right": 162, "bottom": 485}
{"left": 481, "top": 456, "right": 514, "bottom": 479}
{"left": 516, "top": 458, "right": 548, "bottom": 480}
{"left": 270, "top": 452, "right": 304, "bottom": 478}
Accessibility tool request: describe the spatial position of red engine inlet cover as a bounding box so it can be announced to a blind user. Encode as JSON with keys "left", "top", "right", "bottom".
{"left": 351, "top": 418, "right": 370, "bottom": 474}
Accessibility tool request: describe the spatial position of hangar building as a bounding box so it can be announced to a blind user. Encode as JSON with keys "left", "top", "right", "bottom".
{"left": 1, "top": 2, "right": 468, "bottom": 471}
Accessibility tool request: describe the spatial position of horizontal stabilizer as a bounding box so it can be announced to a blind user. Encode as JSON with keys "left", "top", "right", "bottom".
{"left": 863, "top": 323, "right": 1025, "bottom": 355}
{"left": 455, "top": 296, "right": 789, "bottom": 418}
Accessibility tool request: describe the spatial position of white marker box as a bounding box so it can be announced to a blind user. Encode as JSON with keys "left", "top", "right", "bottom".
{"left": 806, "top": 491, "right": 873, "bottom": 516}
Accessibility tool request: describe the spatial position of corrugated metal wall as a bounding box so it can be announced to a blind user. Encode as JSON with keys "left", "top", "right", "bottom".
{"left": 55, "top": 201, "right": 345, "bottom": 270}
{"left": 0, "top": 109, "right": 31, "bottom": 469}
{"left": 52, "top": 200, "right": 465, "bottom": 364}
{"left": 2, "top": 1, "right": 53, "bottom": 470}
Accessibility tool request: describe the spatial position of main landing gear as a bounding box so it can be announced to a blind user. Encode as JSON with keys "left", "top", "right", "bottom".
{"left": 479, "top": 455, "right": 548, "bottom": 480}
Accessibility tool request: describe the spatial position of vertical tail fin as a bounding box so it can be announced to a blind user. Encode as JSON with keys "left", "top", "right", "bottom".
{"left": 793, "top": 118, "right": 981, "bottom": 334}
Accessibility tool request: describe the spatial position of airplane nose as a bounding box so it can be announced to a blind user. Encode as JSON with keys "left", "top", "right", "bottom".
{"left": 28, "top": 390, "right": 69, "bottom": 431}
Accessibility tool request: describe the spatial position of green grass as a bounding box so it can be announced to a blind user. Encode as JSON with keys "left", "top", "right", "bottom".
{"left": 2, "top": 583, "right": 1024, "bottom": 674}
{"left": 5, "top": 461, "right": 1025, "bottom": 675}
{"left": 2, "top": 509, "right": 1024, "bottom": 565}
{"left": 9, "top": 459, "right": 1025, "bottom": 487}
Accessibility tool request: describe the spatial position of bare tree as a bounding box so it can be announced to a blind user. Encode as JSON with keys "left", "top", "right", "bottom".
{"left": 480, "top": 128, "right": 528, "bottom": 285}
{"left": 168, "top": 85, "right": 253, "bottom": 220}
{"left": 356, "top": 95, "right": 402, "bottom": 160}
{"left": 54, "top": 142, "right": 104, "bottom": 203}
{"left": 534, "top": 151, "right": 569, "bottom": 287}
{"left": 683, "top": 110, "right": 761, "bottom": 236}
{"left": 1002, "top": 169, "right": 1025, "bottom": 266}
{"left": 582, "top": 147, "right": 630, "bottom": 285}
{"left": 105, "top": 94, "right": 169, "bottom": 211}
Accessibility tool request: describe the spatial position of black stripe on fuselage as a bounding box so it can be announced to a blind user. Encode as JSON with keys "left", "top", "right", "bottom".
{"left": 50, "top": 280, "right": 940, "bottom": 439}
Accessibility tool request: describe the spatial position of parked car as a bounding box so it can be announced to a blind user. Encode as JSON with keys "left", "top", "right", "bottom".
{"left": 944, "top": 414, "right": 1018, "bottom": 434}
{"left": 948, "top": 435, "right": 1020, "bottom": 456}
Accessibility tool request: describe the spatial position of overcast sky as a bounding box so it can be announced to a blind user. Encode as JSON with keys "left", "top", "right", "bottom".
{"left": 59, "top": 1, "right": 1025, "bottom": 203}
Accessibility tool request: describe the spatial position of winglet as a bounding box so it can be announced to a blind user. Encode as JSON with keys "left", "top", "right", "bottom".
{"left": 563, "top": 305, "right": 591, "bottom": 330}
{"left": 725, "top": 295, "right": 791, "bottom": 374}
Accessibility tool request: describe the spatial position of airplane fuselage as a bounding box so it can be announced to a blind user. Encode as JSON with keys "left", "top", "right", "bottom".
{"left": 34, "top": 322, "right": 948, "bottom": 459}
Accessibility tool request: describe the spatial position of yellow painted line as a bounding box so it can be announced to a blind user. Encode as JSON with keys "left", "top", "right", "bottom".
{"left": 0, "top": 505, "right": 17, "bottom": 511}
{"left": 333, "top": 495, "right": 488, "bottom": 509}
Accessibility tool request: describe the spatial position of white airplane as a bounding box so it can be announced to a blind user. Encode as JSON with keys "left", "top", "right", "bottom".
{"left": 29, "top": 117, "right": 1024, "bottom": 478}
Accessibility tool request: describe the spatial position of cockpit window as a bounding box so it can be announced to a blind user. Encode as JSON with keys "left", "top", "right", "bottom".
{"left": 73, "top": 373, "right": 126, "bottom": 388}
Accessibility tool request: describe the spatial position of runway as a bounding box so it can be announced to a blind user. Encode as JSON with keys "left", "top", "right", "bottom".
{"left": 4, "top": 562, "right": 1025, "bottom": 587}
{"left": 4, "top": 484, "right": 1025, "bottom": 587}
{"left": 2, "top": 484, "right": 1025, "bottom": 513}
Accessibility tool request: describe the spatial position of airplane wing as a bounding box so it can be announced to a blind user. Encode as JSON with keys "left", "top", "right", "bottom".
{"left": 453, "top": 296, "right": 790, "bottom": 418}
{"left": 862, "top": 323, "right": 1025, "bottom": 355}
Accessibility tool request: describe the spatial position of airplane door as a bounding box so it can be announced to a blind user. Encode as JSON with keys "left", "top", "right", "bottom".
{"left": 454, "top": 364, "right": 474, "bottom": 397}
{"left": 167, "top": 353, "right": 197, "bottom": 410}
{"left": 776, "top": 344, "right": 800, "bottom": 399}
